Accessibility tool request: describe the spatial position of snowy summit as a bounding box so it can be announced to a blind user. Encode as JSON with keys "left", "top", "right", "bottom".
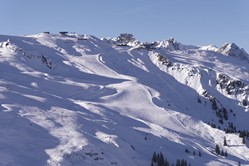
{"left": 0, "top": 32, "right": 249, "bottom": 166}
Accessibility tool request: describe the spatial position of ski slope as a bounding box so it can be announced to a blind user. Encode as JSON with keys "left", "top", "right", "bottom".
{"left": 0, "top": 33, "right": 249, "bottom": 166}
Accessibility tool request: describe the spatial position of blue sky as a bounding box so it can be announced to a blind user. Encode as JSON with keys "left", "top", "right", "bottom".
{"left": 1, "top": 0, "right": 249, "bottom": 51}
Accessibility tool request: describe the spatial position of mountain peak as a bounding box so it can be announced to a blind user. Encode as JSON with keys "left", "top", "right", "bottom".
{"left": 156, "top": 37, "right": 180, "bottom": 50}
{"left": 199, "top": 44, "right": 218, "bottom": 52}
{"left": 112, "top": 33, "right": 139, "bottom": 47}
{"left": 218, "top": 42, "right": 249, "bottom": 60}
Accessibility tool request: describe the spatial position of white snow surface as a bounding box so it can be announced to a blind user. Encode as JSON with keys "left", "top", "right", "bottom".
{"left": 0, "top": 33, "right": 249, "bottom": 166}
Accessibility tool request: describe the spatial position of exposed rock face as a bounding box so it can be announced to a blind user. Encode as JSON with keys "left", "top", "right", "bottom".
{"left": 216, "top": 74, "right": 246, "bottom": 95}
{"left": 113, "top": 33, "right": 138, "bottom": 46}
{"left": 156, "top": 37, "right": 180, "bottom": 51}
{"left": 156, "top": 53, "right": 173, "bottom": 67}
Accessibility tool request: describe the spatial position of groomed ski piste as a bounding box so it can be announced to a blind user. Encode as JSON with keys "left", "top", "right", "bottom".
{"left": 0, "top": 32, "right": 249, "bottom": 166}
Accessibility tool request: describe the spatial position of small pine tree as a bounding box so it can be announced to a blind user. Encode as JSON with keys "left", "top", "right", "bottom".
{"left": 224, "top": 150, "right": 228, "bottom": 157}
{"left": 198, "top": 151, "right": 202, "bottom": 157}
{"left": 184, "top": 160, "right": 188, "bottom": 166}
{"left": 193, "top": 151, "right": 195, "bottom": 155}
{"left": 180, "top": 159, "right": 184, "bottom": 166}
{"left": 223, "top": 108, "right": 228, "bottom": 120}
{"left": 221, "top": 149, "right": 224, "bottom": 156}
{"left": 180, "top": 159, "right": 187, "bottom": 166}
{"left": 215, "top": 144, "right": 220, "bottom": 155}
{"left": 158, "top": 152, "right": 164, "bottom": 166}
{"left": 224, "top": 137, "right": 227, "bottom": 146}
{"left": 219, "top": 119, "right": 223, "bottom": 124}
{"left": 157, "top": 153, "right": 160, "bottom": 162}
{"left": 176, "top": 159, "right": 181, "bottom": 166}
{"left": 242, "top": 137, "right": 246, "bottom": 144}
{"left": 239, "top": 132, "right": 243, "bottom": 138}
{"left": 152, "top": 152, "right": 157, "bottom": 162}
{"left": 238, "top": 161, "right": 241, "bottom": 166}
{"left": 164, "top": 159, "right": 170, "bottom": 166}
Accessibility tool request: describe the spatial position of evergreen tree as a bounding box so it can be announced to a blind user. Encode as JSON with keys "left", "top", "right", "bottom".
{"left": 198, "top": 151, "right": 202, "bottom": 157}
{"left": 176, "top": 159, "right": 181, "bottom": 166}
{"left": 239, "top": 131, "right": 243, "bottom": 138}
{"left": 180, "top": 159, "right": 186, "bottom": 166}
{"left": 224, "top": 150, "right": 228, "bottom": 157}
{"left": 158, "top": 152, "right": 164, "bottom": 166}
{"left": 224, "top": 137, "right": 227, "bottom": 146}
{"left": 164, "top": 159, "right": 170, "bottom": 166}
{"left": 242, "top": 137, "right": 246, "bottom": 144}
{"left": 238, "top": 161, "right": 241, "bottom": 166}
{"left": 221, "top": 149, "right": 224, "bottom": 156}
{"left": 152, "top": 152, "right": 157, "bottom": 162}
{"left": 151, "top": 161, "right": 154, "bottom": 166}
{"left": 157, "top": 153, "right": 160, "bottom": 162}
{"left": 184, "top": 160, "right": 188, "bottom": 166}
{"left": 223, "top": 108, "right": 228, "bottom": 120}
{"left": 218, "top": 119, "right": 223, "bottom": 124}
{"left": 215, "top": 144, "right": 220, "bottom": 155}
{"left": 185, "top": 149, "right": 189, "bottom": 153}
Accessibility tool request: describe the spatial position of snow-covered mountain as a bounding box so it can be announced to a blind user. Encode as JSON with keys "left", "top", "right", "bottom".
{"left": 0, "top": 32, "right": 249, "bottom": 166}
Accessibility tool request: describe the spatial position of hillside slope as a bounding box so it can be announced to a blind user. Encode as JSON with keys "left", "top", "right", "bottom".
{"left": 0, "top": 33, "right": 249, "bottom": 166}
